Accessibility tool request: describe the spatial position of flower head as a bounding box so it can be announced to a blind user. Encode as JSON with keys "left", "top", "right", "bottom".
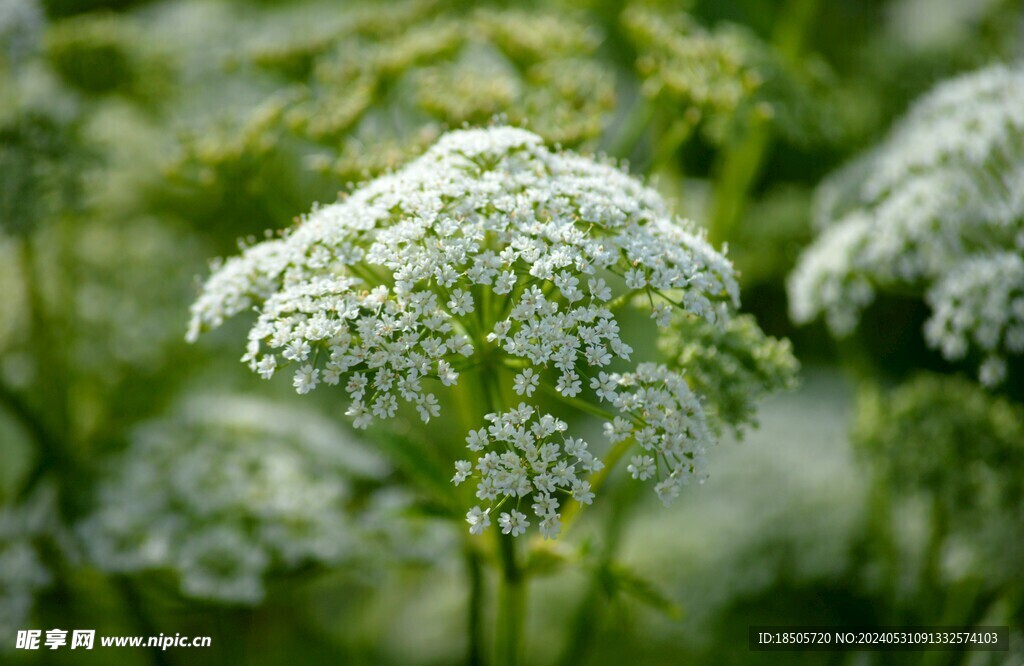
{"left": 78, "top": 395, "right": 387, "bottom": 603}
{"left": 188, "top": 126, "right": 788, "bottom": 536}
{"left": 789, "top": 64, "right": 1024, "bottom": 385}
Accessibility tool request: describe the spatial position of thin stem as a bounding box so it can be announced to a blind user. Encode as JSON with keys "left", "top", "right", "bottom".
{"left": 114, "top": 576, "right": 173, "bottom": 666}
{"left": 463, "top": 543, "right": 486, "bottom": 666}
{"left": 456, "top": 364, "right": 491, "bottom": 666}
{"left": 559, "top": 436, "right": 635, "bottom": 536}
{"left": 0, "top": 381, "right": 63, "bottom": 500}
{"left": 20, "top": 237, "right": 71, "bottom": 443}
{"left": 476, "top": 360, "right": 527, "bottom": 666}
{"left": 494, "top": 531, "right": 524, "bottom": 666}
{"left": 707, "top": 0, "right": 820, "bottom": 247}
{"left": 10, "top": 237, "right": 79, "bottom": 509}
{"left": 606, "top": 94, "right": 654, "bottom": 163}
{"left": 558, "top": 481, "right": 642, "bottom": 666}
{"left": 535, "top": 381, "right": 617, "bottom": 421}
{"left": 649, "top": 113, "right": 699, "bottom": 172}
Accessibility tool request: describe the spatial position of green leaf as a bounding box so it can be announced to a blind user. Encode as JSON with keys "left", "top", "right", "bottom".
{"left": 368, "top": 426, "right": 461, "bottom": 517}
{"left": 599, "top": 561, "right": 683, "bottom": 620}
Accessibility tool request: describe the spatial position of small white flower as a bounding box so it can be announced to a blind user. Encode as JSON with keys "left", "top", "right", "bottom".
{"left": 256, "top": 355, "right": 277, "bottom": 379}
{"left": 654, "top": 477, "right": 681, "bottom": 506}
{"left": 283, "top": 340, "right": 311, "bottom": 362}
{"left": 293, "top": 365, "right": 319, "bottom": 394}
{"left": 627, "top": 455, "right": 656, "bottom": 480}
{"left": 538, "top": 513, "right": 562, "bottom": 540}
{"left": 603, "top": 417, "right": 632, "bottom": 443}
{"left": 447, "top": 289, "right": 475, "bottom": 315}
{"left": 437, "top": 360, "right": 459, "bottom": 387}
{"left": 531, "top": 493, "right": 559, "bottom": 516}
{"left": 556, "top": 371, "right": 582, "bottom": 397}
{"left": 588, "top": 277, "right": 611, "bottom": 302}
{"left": 563, "top": 437, "right": 585, "bottom": 457}
{"left": 495, "top": 271, "right": 517, "bottom": 295}
{"left": 466, "top": 506, "right": 491, "bottom": 535}
{"left": 590, "top": 372, "right": 617, "bottom": 401}
{"left": 452, "top": 460, "right": 472, "bottom": 485}
{"left": 417, "top": 393, "right": 441, "bottom": 422}
{"left": 652, "top": 302, "right": 673, "bottom": 327}
{"left": 584, "top": 345, "right": 611, "bottom": 366}
{"left": 571, "top": 480, "right": 595, "bottom": 505}
{"left": 498, "top": 510, "right": 530, "bottom": 537}
{"left": 513, "top": 369, "right": 540, "bottom": 396}
{"left": 466, "top": 428, "right": 488, "bottom": 451}
{"left": 624, "top": 267, "right": 647, "bottom": 289}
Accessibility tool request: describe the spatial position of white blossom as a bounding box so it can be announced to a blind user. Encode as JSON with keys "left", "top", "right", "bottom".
{"left": 790, "top": 64, "right": 1024, "bottom": 384}
{"left": 924, "top": 252, "right": 1024, "bottom": 385}
{"left": 498, "top": 510, "right": 530, "bottom": 537}
{"left": 594, "top": 363, "right": 712, "bottom": 498}
{"left": 457, "top": 405, "right": 597, "bottom": 539}
{"left": 77, "top": 396, "right": 387, "bottom": 604}
{"left": 466, "top": 506, "right": 491, "bottom": 536}
{"left": 0, "top": 491, "right": 54, "bottom": 643}
{"left": 513, "top": 368, "right": 540, "bottom": 397}
{"left": 188, "top": 126, "right": 739, "bottom": 428}
{"left": 184, "top": 126, "right": 784, "bottom": 538}
{"left": 627, "top": 455, "right": 657, "bottom": 480}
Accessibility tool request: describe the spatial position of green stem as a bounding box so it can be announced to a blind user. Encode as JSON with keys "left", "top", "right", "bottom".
{"left": 20, "top": 237, "right": 71, "bottom": 445}
{"left": 536, "top": 381, "right": 617, "bottom": 421}
{"left": 919, "top": 499, "right": 949, "bottom": 611}
{"left": 558, "top": 480, "right": 641, "bottom": 666}
{"left": 114, "top": 576, "right": 173, "bottom": 666}
{"left": 707, "top": 117, "right": 771, "bottom": 247}
{"left": 560, "top": 436, "right": 634, "bottom": 536}
{"left": 476, "top": 361, "right": 527, "bottom": 666}
{"left": 649, "top": 113, "right": 699, "bottom": 173}
{"left": 463, "top": 543, "right": 485, "bottom": 666}
{"left": 0, "top": 381, "right": 63, "bottom": 500}
{"left": 11, "top": 236, "right": 80, "bottom": 512}
{"left": 606, "top": 94, "right": 654, "bottom": 162}
{"left": 707, "top": 0, "right": 820, "bottom": 247}
{"left": 494, "top": 531, "right": 525, "bottom": 666}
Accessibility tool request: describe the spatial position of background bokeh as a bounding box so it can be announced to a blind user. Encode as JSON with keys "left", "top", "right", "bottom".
{"left": 1, "top": 0, "right": 1022, "bottom": 663}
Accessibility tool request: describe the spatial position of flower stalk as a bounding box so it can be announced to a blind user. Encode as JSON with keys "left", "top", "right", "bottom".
{"left": 186, "top": 125, "right": 796, "bottom": 661}
{"left": 495, "top": 531, "right": 525, "bottom": 666}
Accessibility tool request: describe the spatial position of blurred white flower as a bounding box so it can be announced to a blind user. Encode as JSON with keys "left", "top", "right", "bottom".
{"left": 0, "top": 0, "right": 44, "bottom": 64}
{"left": 0, "top": 489, "right": 54, "bottom": 644}
{"left": 78, "top": 395, "right": 387, "bottom": 604}
{"left": 790, "top": 64, "right": 1024, "bottom": 385}
{"left": 924, "top": 252, "right": 1024, "bottom": 375}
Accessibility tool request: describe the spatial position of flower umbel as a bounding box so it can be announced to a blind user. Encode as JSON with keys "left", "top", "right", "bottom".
{"left": 789, "top": 64, "right": 1024, "bottom": 385}
{"left": 188, "top": 126, "right": 787, "bottom": 536}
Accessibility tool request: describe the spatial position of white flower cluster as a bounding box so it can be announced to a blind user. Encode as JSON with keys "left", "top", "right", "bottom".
{"left": 598, "top": 363, "right": 712, "bottom": 505}
{"left": 78, "top": 395, "right": 386, "bottom": 604}
{"left": 188, "top": 126, "right": 751, "bottom": 535}
{"left": 188, "top": 128, "right": 737, "bottom": 424}
{"left": 0, "top": 491, "right": 53, "bottom": 644}
{"left": 456, "top": 404, "right": 601, "bottom": 540}
{"left": 924, "top": 252, "right": 1024, "bottom": 385}
{"left": 789, "top": 64, "right": 1024, "bottom": 384}
{"left": 456, "top": 366, "right": 713, "bottom": 538}
{"left": 0, "top": 0, "right": 43, "bottom": 64}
